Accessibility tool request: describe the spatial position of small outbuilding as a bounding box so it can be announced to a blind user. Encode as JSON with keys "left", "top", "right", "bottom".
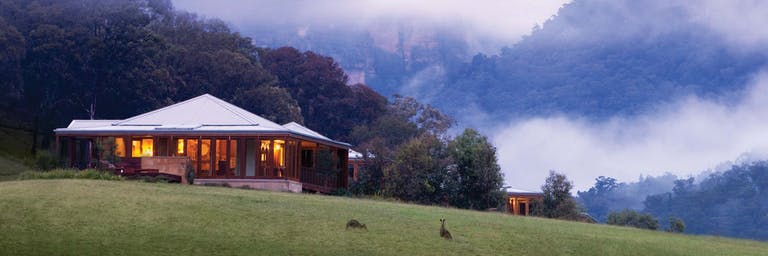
{"left": 507, "top": 189, "right": 543, "bottom": 216}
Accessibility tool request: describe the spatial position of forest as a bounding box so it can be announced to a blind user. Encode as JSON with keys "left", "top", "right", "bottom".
{"left": 579, "top": 162, "right": 768, "bottom": 240}
{"left": 241, "top": 0, "right": 768, "bottom": 122}
{"left": 0, "top": 0, "right": 504, "bottom": 211}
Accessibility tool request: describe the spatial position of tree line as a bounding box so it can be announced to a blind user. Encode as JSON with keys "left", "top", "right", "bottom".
{"left": 0, "top": 0, "right": 505, "bottom": 211}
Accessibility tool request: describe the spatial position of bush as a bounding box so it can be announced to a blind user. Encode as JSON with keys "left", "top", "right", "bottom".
{"left": 33, "top": 150, "right": 62, "bottom": 171}
{"left": 668, "top": 217, "right": 685, "bottom": 233}
{"left": 185, "top": 161, "right": 195, "bottom": 185}
{"left": 606, "top": 209, "right": 659, "bottom": 230}
{"left": 330, "top": 188, "right": 350, "bottom": 197}
{"left": 18, "top": 168, "right": 123, "bottom": 181}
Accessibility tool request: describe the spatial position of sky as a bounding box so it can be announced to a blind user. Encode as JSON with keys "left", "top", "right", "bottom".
{"left": 172, "top": 0, "right": 768, "bottom": 192}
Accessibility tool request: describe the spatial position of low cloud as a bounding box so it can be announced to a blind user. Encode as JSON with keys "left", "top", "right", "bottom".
{"left": 172, "top": 0, "right": 569, "bottom": 46}
{"left": 686, "top": 0, "right": 768, "bottom": 50}
{"left": 492, "top": 71, "right": 768, "bottom": 191}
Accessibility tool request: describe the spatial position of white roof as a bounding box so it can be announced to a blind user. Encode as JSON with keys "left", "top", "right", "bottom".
{"left": 349, "top": 149, "right": 363, "bottom": 159}
{"left": 348, "top": 149, "right": 375, "bottom": 159}
{"left": 282, "top": 122, "right": 330, "bottom": 141}
{"left": 54, "top": 94, "right": 349, "bottom": 148}
{"left": 506, "top": 188, "right": 542, "bottom": 195}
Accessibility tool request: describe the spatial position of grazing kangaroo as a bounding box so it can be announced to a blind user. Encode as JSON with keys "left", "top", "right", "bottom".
{"left": 440, "top": 218, "right": 453, "bottom": 240}
{"left": 346, "top": 219, "right": 367, "bottom": 230}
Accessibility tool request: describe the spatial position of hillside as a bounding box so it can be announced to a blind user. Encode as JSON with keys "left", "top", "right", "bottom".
{"left": 1, "top": 180, "right": 766, "bottom": 255}
{"left": 228, "top": 0, "right": 768, "bottom": 121}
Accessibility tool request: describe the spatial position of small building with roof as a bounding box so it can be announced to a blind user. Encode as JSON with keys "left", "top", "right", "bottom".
{"left": 507, "top": 189, "right": 544, "bottom": 216}
{"left": 54, "top": 94, "right": 350, "bottom": 193}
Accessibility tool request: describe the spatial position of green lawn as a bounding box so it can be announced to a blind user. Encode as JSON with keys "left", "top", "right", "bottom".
{"left": 0, "top": 155, "right": 31, "bottom": 181}
{"left": 0, "top": 180, "right": 766, "bottom": 256}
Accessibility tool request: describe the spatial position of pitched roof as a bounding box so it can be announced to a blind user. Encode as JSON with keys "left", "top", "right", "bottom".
{"left": 115, "top": 94, "right": 284, "bottom": 129}
{"left": 506, "top": 188, "right": 543, "bottom": 196}
{"left": 282, "top": 122, "right": 330, "bottom": 141}
{"left": 54, "top": 94, "right": 349, "bottom": 148}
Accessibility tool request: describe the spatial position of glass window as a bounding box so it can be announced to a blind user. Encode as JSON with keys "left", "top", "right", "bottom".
{"left": 200, "top": 139, "right": 211, "bottom": 176}
{"left": 273, "top": 140, "right": 285, "bottom": 177}
{"left": 229, "top": 139, "right": 239, "bottom": 176}
{"left": 260, "top": 140, "right": 270, "bottom": 176}
{"left": 114, "top": 138, "right": 126, "bottom": 157}
{"left": 130, "top": 138, "right": 154, "bottom": 157}
{"left": 176, "top": 139, "right": 185, "bottom": 156}
{"left": 131, "top": 139, "right": 141, "bottom": 157}
{"left": 141, "top": 138, "right": 153, "bottom": 157}
{"left": 245, "top": 139, "right": 256, "bottom": 176}
{"left": 273, "top": 140, "right": 285, "bottom": 168}
{"left": 301, "top": 149, "right": 314, "bottom": 168}
{"left": 215, "top": 139, "right": 227, "bottom": 176}
{"left": 187, "top": 139, "right": 199, "bottom": 174}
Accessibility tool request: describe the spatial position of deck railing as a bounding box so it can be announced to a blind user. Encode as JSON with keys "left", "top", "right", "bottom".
{"left": 300, "top": 167, "right": 341, "bottom": 190}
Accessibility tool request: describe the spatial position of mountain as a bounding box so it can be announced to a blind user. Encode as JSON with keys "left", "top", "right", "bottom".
{"left": 233, "top": 0, "right": 768, "bottom": 122}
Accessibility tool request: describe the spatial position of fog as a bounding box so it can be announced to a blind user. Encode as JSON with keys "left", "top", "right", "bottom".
{"left": 493, "top": 72, "right": 768, "bottom": 191}
{"left": 172, "top": 0, "right": 569, "bottom": 49}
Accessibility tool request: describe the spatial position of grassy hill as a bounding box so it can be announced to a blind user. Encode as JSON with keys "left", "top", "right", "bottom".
{"left": 0, "top": 180, "right": 766, "bottom": 255}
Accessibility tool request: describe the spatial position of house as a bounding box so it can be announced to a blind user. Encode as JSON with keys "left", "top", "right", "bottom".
{"left": 347, "top": 149, "right": 364, "bottom": 182}
{"left": 54, "top": 94, "right": 350, "bottom": 193}
{"left": 507, "top": 189, "right": 543, "bottom": 216}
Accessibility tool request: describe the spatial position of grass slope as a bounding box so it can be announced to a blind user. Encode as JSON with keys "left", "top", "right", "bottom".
{"left": 0, "top": 180, "right": 766, "bottom": 256}
{"left": 0, "top": 155, "right": 30, "bottom": 181}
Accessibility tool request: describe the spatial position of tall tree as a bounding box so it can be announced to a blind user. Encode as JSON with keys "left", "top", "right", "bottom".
{"left": 448, "top": 128, "right": 504, "bottom": 210}
{"left": 535, "top": 171, "right": 579, "bottom": 220}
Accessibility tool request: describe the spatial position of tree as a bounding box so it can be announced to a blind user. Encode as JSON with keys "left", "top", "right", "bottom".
{"left": 383, "top": 135, "right": 449, "bottom": 204}
{"left": 606, "top": 209, "right": 659, "bottom": 230}
{"left": 534, "top": 171, "right": 579, "bottom": 220}
{"left": 230, "top": 86, "right": 303, "bottom": 124}
{"left": 668, "top": 217, "right": 685, "bottom": 233}
{"left": 448, "top": 128, "right": 505, "bottom": 210}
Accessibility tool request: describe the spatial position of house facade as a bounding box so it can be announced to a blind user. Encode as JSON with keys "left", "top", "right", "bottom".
{"left": 54, "top": 94, "right": 350, "bottom": 193}
{"left": 507, "top": 189, "right": 544, "bottom": 216}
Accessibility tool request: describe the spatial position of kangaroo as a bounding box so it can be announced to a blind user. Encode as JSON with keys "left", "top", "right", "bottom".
{"left": 346, "top": 219, "right": 367, "bottom": 230}
{"left": 440, "top": 218, "right": 453, "bottom": 240}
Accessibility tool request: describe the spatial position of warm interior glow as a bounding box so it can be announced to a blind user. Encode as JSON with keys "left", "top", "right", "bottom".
{"left": 260, "top": 140, "right": 270, "bottom": 162}
{"left": 274, "top": 140, "right": 285, "bottom": 168}
{"left": 229, "top": 140, "right": 237, "bottom": 170}
{"left": 215, "top": 139, "right": 227, "bottom": 174}
{"left": 201, "top": 139, "right": 211, "bottom": 172}
{"left": 141, "top": 138, "right": 153, "bottom": 157}
{"left": 131, "top": 140, "right": 141, "bottom": 157}
{"left": 114, "top": 138, "right": 126, "bottom": 157}
{"left": 177, "top": 139, "right": 184, "bottom": 155}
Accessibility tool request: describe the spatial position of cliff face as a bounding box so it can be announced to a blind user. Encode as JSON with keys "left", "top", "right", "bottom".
{"left": 242, "top": 21, "right": 472, "bottom": 97}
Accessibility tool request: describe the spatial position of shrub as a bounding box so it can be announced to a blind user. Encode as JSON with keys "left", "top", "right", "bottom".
{"left": 18, "top": 168, "right": 123, "bottom": 181}
{"left": 185, "top": 161, "right": 195, "bottom": 185}
{"left": 668, "top": 217, "right": 685, "bottom": 233}
{"left": 33, "top": 150, "right": 63, "bottom": 171}
{"left": 330, "top": 188, "right": 350, "bottom": 197}
{"left": 606, "top": 209, "right": 659, "bottom": 230}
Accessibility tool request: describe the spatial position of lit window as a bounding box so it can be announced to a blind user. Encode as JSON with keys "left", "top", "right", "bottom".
{"left": 131, "top": 140, "right": 141, "bottom": 157}
{"left": 177, "top": 139, "right": 185, "bottom": 155}
{"left": 131, "top": 138, "right": 154, "bottom": 157}
{"left": 273, "top": 140, "right": 285, "bottom": 168}
{"left": 115, "top": 138, "right": 126, "bottom": 157}
{"left": 260, "top": 140, "right": 270, "bottom": 163}
{"left": 141, "top": 139, "right": 153, "bottom": 157}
